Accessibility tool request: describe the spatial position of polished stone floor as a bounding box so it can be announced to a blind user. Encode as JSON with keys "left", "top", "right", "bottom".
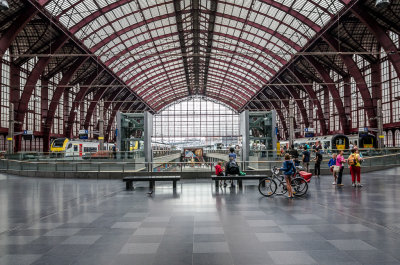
{"left": 1, "top": 168, "right": 400, "bottom": 265}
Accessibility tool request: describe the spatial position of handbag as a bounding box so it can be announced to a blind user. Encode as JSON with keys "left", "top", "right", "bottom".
{"left": 333, "top": 165, "right": 340, "bottom": 173}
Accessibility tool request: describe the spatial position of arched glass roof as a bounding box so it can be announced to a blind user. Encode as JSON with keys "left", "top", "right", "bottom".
{"left": 42, "top": 0, "right": 345, "bottom": 111}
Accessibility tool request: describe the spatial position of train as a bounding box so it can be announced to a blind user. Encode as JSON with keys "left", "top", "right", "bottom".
{"left": 279, "top": 133, "right": 377, "bottom": 151}
{"left": 50, "top": 138, "right": 115, "bottom": 157}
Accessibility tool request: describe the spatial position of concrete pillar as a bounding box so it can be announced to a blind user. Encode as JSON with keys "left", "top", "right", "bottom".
{"left": 239, "top": 110, "right": 249, "bottom": 170}
{"left": 99, "top": 101, "right": 104, "bottom": 150}
{"left": 144, "top": 111, "right": 153, "bottom": 170}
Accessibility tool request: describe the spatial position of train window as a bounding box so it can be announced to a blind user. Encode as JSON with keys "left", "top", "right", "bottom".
{"left": 336, "top": 139, "right": 345, "bottom": 145}
{"left": 364, "top": 137, "right": 373, "bottom": 144}
{"left": 73, "top": 145, "right": 78, "bottom": 152}
{"left": 52, "top": 138, "right": 66, "bottom": 147}
{"left": 83, "top": 147, "right": 98, "bottom": 152}
{"left": 67, "top": 143, "right": 72, "bottom": 149}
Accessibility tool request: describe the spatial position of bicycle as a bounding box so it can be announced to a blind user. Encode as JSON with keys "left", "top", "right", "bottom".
{"left": 258, "top": 166, "right": 308, "bottom": 197}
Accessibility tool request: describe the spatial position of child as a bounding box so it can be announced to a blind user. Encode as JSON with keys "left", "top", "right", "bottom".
{"left": 280, "top": 153, "right": 295, "bottom": 198}
{"left": 328, "top": 153, "right": 337, "bottom": 185}
{"left": 215, "top": 161, "right": 226, "bottom": 186}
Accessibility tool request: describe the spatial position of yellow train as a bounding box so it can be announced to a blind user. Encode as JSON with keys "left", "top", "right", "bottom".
{"left": 50, "top": 138, "right": 115, "bottom": 157}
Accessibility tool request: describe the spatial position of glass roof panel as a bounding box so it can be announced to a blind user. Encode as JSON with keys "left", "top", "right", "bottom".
{"left": 42, "top": 0, "right": 345, "bottom": 110}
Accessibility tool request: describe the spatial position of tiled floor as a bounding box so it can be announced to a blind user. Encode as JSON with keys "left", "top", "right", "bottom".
{"left": 1, "top": 167, "right": 400, "bottom": 265}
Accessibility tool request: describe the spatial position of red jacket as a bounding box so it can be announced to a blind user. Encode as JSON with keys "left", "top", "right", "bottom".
{"left": 215, "top": 164, "right": 223, "bottom": 176}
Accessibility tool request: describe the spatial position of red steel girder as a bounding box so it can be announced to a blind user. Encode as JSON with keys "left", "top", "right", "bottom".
{"left": 350, "top": 3, "right": 400, "bottom": 81}
{"left": 0, "top": 5, "right": 38, "bottom": 55}
{"left": 83, "top": 79, "right": 116, "bottom": 130}
{"left": 304, "top": 56, "right": 349, "bottom": 134}
{"left": 65, "top": 69, "right": 106, "bottom": 138}
{"left": 288, "top": 67, "right": 327, "bottom": 134}
{"left": 322, "top": 33, "right": 376, "bottom": 127}
{"left": 276, "top": 77, "right": 310, "bottom": 128}
{"left": 15, "top": 35, "right": 69, "bottom": 132}
{"left": 43, "top": 56, "right": 88, "bottom": 149}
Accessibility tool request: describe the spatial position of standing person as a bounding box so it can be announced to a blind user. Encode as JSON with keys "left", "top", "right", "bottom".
{"left": 288, "top": 144, "right": 300, "bottom": 166}
{"left": 348, "top": 149, "right": 363, "bottom": 187}
{"left": 313, "top": 148, "right": 323, "bottom": 178}
{"left": 112, "top": 144, "right": 117, "bottom": 159}
{"left": 302, "top": 146, "right": 310, "bottom": 172}
{"left": 280, "top": 154, "right": 295, "bottom": 198}
{"left": 328, "top": 153, "right": 337, "bottom": 184}
{"left": 336, "top": 150, "right": 345, "bottom": 186}
{"left": 229, "top": 147, "right": 237, "bottom": 161}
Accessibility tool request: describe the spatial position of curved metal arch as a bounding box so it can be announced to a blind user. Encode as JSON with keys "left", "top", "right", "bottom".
{"left": 287, "top": 67, "right": 327, "bottom": 134}
{"left": 322, "top": 33, "right": 376, "bottom": 127}
{"left": 127, "top": 57, "right": 267, "bottom": 98}
{"left": 116, "top": 42, "right": 276, "bottom": 82}
{"left": 133, "top": 62, "right": 260, "bottom": 103}
{"left": 65, "top": 69, "right": 107, "bottom": 138}
{"left": 105, "top": 26, "right": 287, "bottom": 70}
{"left": 304, "top": 56, "right": 349, "bottom": 134}
{"left": 69, "top": 0, "right": 310, "bottom": 54}
{"left": 89, "top": 10, "right": 301, "bottom": 55}
{"left": 275, "top": 77, "right": 310, "bottom": 128}
{"left": 124, "top": 55, "right": 268, "bottom": 97}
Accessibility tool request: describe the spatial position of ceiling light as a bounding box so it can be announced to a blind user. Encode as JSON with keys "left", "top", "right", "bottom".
{"left": 375, "top": 0, "right": 390, "bottom": 8}
{"left": 0, "top": 0, "right": 9, "bottom": 10}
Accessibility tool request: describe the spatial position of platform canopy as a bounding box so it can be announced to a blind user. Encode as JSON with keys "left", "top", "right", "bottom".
{"left": 40, "top": 0, "right": 345, "bottom": 111}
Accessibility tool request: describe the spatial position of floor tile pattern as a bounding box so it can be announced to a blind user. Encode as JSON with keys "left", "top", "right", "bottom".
{"left": 1, "top": 167, "right": 400, "bottom": 264}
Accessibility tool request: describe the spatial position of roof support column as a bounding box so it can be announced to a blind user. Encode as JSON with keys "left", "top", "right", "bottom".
{"left": 343, "top": 76, "right": 352, "bottom": 131}
{"left": 10, "top": 62, "right": 20, "bottom": 152}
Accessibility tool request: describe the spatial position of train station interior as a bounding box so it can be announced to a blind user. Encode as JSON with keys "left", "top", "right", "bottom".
{"left": 1, "top": 0, "right": 400, "bottom": 264}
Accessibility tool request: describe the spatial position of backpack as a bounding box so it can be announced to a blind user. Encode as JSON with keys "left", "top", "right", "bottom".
{"left": 227, "top": 160, "right": 240, "bottom": 175}
{"left": 348, "top": 154, "right": 357, "bottom": 166}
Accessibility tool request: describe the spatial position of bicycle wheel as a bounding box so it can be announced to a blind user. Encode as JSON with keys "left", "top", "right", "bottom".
{"left": 258, "top": 177, "right": 277, "bottom": 197}
{"left": 291, "top": 177, "right": 308, "bottom": 197}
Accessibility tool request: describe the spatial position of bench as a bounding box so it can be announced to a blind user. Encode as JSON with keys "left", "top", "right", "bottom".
{"left": 211, "top": 175, "right": 268, "bottom": 189}
{"left": 123, "top": 176, "right": 181, "bottom": 190}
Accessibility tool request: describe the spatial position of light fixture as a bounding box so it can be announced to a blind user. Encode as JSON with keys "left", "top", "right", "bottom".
{"left": 0, "top": 0, "right": 9, "bottom": 10}
{"left": 375, "top": 0, "right": 390, "bottom": 8}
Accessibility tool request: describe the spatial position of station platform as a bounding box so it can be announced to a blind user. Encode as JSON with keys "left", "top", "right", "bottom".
{"left": 1, "top": 168, "right": 400, "bottom": 265}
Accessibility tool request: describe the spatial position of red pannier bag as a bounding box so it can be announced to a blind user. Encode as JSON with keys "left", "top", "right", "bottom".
{"left": 299, "top": 171, "right": 312, "bottom": 183}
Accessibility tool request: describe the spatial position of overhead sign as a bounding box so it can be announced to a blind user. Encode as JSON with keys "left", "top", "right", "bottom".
{"left": 379, "top": 135, "right": 385, "bottom": 139}
{"left": 358, "top": 127, "right": 368, "bottom": 132}
{"left": 23, "top": 130, "right": 33, "bottom": 135}
{"left": 79, "top": 129, "right": 88, "bottom": 140}
{"left": 23, "top": 130, "right": 34, "bottom": 140}
{"left": 304, "top": 128, "right": 314, "bottom": 133}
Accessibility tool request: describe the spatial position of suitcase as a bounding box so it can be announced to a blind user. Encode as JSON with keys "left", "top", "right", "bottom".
{"left": 299, "top": 171, "right": 312, "bottom": 183}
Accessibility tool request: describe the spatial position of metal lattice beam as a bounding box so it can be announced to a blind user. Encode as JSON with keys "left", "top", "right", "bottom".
{"left": 173, "top": 0, "right": 192, "bottom": 96}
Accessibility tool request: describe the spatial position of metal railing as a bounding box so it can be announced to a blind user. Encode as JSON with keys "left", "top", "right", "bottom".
{"left": 1, "top": 150, "right": 399, "bottom": 173}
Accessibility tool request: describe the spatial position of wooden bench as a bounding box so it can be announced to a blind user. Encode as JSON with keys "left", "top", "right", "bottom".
{"left": 123, "top": 176, "right": 180, "bottom": 190}
{"left": 211, "top": 175, "right": 268, "bottom": 189}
